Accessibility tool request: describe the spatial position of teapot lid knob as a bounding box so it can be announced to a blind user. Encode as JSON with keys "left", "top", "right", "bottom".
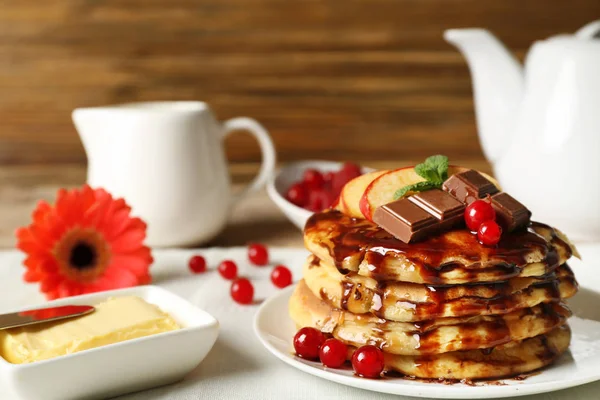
{"left": 576, "top": 20, "right": 600, "bottom": 39}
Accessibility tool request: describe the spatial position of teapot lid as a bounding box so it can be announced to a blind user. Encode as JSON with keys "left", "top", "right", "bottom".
{"left": 575, "top": 20, "right": 600, "bottom": 39}
{"left": 536, "top": 20, "right": 600, "bottom": 52}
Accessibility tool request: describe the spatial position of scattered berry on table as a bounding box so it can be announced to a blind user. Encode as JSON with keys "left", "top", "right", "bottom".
{"left": 188, "top": 255, "right": 207, "bottom": 274}
{"left": 218, "top": 260, "right": 238, "bottom": 280}
{"left": 230, "top": 278, "right": 254, "bottom": 305}
{"left": 271, "top": 265, "right": 292, "bottom": 288}
{"left": 248, "top": 243, "right": 269, "bottom": 266}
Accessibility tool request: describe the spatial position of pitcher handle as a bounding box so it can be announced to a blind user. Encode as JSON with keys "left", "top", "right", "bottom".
{"left": 222, "top": 117, "right": 276, "bottom": 208}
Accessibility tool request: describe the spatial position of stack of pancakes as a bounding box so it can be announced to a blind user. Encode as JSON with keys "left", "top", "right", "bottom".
{"left": 289, "top": 209, "right": 579, "bottom": 380}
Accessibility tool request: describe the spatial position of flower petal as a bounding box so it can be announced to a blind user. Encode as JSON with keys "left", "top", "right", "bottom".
{"left": 40, "top": 274, "right": 61, "bottom": 292}
{"left": 91, "top": 267, "right": 139, "bottom": 291}
{"left": 102, "top": 209, "right": 133, "bottom": 241}
{"left": 110, "top": 254, "right": 152, "bottom": 275}
{"left": 110, "top": 229, "right": 147, "bottom": 253}
{"left": 23, "top": 269, "right": 41, "bottom": 282}
{"left": 16, "top": 185, "right": 151, "bottom": 300}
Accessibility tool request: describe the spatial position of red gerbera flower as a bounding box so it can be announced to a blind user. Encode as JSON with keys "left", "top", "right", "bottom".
{"left": 15, "top": 185, "right": 153, "bottom": 300}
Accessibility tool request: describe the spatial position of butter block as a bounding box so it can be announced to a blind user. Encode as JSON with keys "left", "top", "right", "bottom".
{"left": 0, "top": 296, "right": 180, "bottom": 364}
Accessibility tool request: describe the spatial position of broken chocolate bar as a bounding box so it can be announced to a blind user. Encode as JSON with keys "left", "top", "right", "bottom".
{"left": 491, "top": 192, "right": 532, "bottom": 232}
{"left": 441, "top": 169, "right": 531, "bottom": 232}
{"left": 442, "top": 170, "right": 499, "bottom": 205}
{"left": 373, "top": 189, "right": 465, "bottom": 243}
{"left": 409, "top": 189, "right": 465, "bottom": 223}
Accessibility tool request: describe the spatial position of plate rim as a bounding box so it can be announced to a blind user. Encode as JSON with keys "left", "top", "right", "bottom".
{"left": 253, "top": 285, "right": 600, "bottom": 399}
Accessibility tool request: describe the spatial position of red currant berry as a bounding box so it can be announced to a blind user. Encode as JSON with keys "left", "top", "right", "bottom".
{"left": 218, "top": 260, "right": 238, "bottom": 280}
{"left": 321, "top": 189, "right": 337, "bottom": 209}
{"left": 230, "top": 278, "right": 254, "bottom": 305}
{"left": 478, "top": 220, "right": 502, "bottom": 246}
{"left": 286, "top": 183, "right": 308, "bottom": 207}
{"left": 248, "top": 243, "right": 269, "bottom": 266}
{"left": 351, "top": 345, "right": 384, "bottom": 378}
{"left": 306, "top": 191, "right": 322, "bottom": 212}
{"left": 271, "top": 265, "right": 292, "bottom": 288}
{"left": 319, "top": 338, "right": 348, "bottom": 368}
{"left": 332, "top": 163, "right": 362, "bottom": 194}
{"left": 303, "top": 169, "right": 324, "bottom": 189}
{"left": 307, "top": 188, "right": 336, "bottom": 212}
{"left": 340, "top": 162, "right": 362, "bottom": 178}
{"left": 293, "top": 327, "right": 325, "bottom": 360}
{"left": 188, "top": 255, "right": 207, "bottom": 274}
{"left": 464, "top": 199, "right": 496, "bottom": 231}
{"left": 323, "top": 171, "right": 335, "bottom": 187}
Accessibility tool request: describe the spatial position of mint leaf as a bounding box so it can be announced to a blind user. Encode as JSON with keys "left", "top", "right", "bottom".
{"left": 392, "top": 155, "right": 450, "bottom": 199}
{"left": 393, "top": 185, "right": 412, "bottom": 200}
{"left": 414, "top": 155, "right": 448, "bottom": 184}
{"left": 424, "top": 155, "right": 448, "bottom": 182}
{"left": 393, "top": 181, "right": 439, "bottom": 200}
{"left": 414, "top": 163, "right": 438, "bottom": 182}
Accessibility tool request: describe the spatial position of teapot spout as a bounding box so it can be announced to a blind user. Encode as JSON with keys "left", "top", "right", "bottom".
{"left": 444, "top": 29, "right": 524, "bottom": 163}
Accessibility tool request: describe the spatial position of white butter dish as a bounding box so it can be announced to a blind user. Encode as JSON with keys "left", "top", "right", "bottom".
{"left": 0, "top": 285, "right": 219, "bottom": 400}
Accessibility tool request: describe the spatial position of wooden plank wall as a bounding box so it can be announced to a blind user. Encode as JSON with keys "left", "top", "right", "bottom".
{"left": 0, "top": 0, "right": 598, "bottom": 165}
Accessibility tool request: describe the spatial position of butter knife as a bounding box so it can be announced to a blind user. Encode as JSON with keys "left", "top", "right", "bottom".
{"left": 0, "top": 305, "right": 95, "bottom": 330}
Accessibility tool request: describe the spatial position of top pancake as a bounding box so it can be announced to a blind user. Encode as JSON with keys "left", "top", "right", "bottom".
{"left": 304, "top": 210, "right": 576, "bottom": 285}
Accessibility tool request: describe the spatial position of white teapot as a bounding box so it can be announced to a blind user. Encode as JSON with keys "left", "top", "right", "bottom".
{"left": 445, "top": 20, "right": 600, "bottom": 241}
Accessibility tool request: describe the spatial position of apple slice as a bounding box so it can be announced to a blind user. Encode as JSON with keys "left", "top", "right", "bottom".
{"left": 332, "top": 191, "right": 345, "bottom": 213}
{"left": 334, "top": 170, "right": 388, "bottom": 218}
{"left": 360, "top": 166, "right": 500, "bottom": 220}
{"left": 359, "top": 167, "right": 423, "bottom": 220}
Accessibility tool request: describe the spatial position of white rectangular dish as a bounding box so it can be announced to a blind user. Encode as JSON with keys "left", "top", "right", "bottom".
{"left": 0, "top": 285, "right": 219, "bottom": 400}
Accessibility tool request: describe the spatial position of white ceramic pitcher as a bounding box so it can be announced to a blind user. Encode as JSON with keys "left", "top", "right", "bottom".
{"left": 445, "top": 20, "right": 600, "bottom": 241}
{"left": 73, "top": 101, "right": 275, "bottom": 247}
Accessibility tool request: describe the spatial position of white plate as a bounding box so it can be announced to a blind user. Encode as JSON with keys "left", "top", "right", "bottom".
{"left": 254, "top": 255, "right": 600, "bottom": 399}
{"left": 0, "top": 285, "right": 219, "bottom": 400}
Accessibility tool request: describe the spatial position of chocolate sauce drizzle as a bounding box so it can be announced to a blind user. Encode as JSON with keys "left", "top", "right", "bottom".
{"left": 308, "top": 255, "right": 321, "bottom": 269}
{"left": 305, "top": 210, "right": 569, "bottom": 284}
{"left": 359, "top": 302, "right": 567, "bottom": 355}
{"left": 334, "top": 265, "right": 574, "bottom": 322}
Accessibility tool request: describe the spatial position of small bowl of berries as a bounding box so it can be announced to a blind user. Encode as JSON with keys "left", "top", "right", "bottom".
{"left": 267, "top": 160, "right": 373, "bottom": 229}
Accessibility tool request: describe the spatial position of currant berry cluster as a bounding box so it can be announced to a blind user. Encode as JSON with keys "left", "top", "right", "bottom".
{"left": 464, "top": 199, "right": 502, "bottom": 246}
{"left": 285, "top": 163, "right": 362, "bottom": 212}
{"left": 187, "top": 243, "right": 293, "bottom": 305}
{"left": 293, "top": 327, "right": 385, "bottom": 378}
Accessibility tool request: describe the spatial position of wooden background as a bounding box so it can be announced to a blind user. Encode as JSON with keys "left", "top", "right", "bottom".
{"left": 0, "top": 0, "right": 599, "bottom": 166}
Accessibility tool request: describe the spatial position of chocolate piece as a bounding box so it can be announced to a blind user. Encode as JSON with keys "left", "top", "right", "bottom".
{"left": 442, "top": 170, "right": 530, "bottom": 231}
{"left": 373, "top": 198, "right": 438, "bottom": 243}
{"left": 409, "top": 189, "right": 465, "bottom": 221}
{"left": 491, "top": 192, "right": 531, "bottom": 232}
{"left": 442, "top": 170, "right": 499, "bottom": 204}
{"left": 373, "top": 190, "right": 466, "bottom": 243}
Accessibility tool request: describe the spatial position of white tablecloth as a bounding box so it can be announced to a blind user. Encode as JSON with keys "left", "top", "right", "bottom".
{"left": 0, "top": 245, "right": 598, "bottom": 400}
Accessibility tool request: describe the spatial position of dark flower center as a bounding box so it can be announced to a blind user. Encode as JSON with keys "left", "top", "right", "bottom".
{"left": 69, "top": 242, "right": 96, "bottom": 270}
